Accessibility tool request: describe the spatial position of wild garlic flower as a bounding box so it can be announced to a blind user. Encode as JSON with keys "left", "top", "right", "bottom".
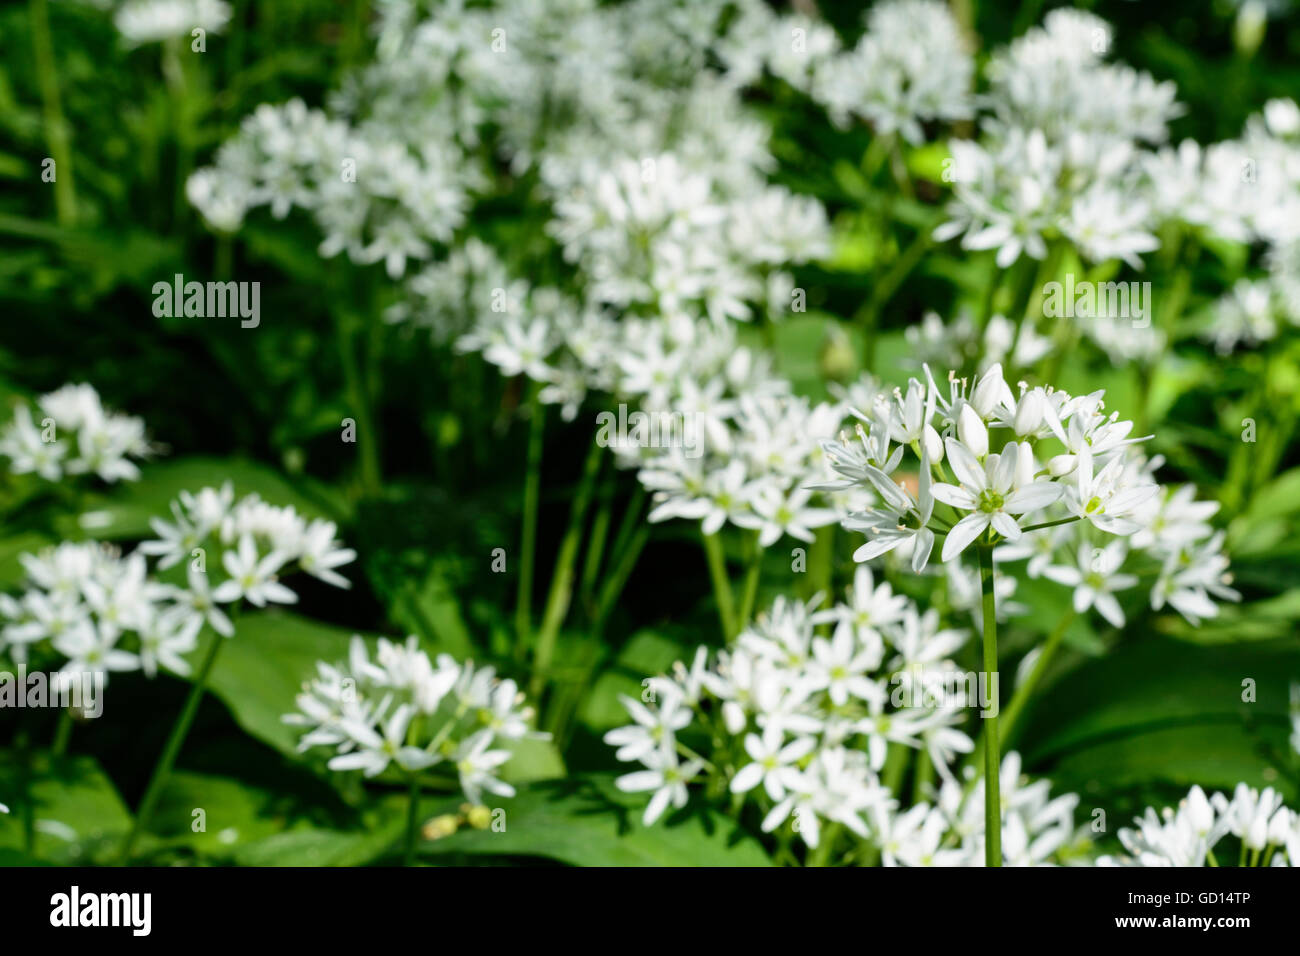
{"left": 284, "top": 636, "right": 545, "bottom": 805}
{"left": 0, "top": 384, "right": 152, "bottom": 484}
{"left": 934, "top": 11, "right": 1175, "bottom": 270}
{"left": 0, "top": 542, "right": 186, "bottom": 681}
{"left": 606, "top": 575, "right": 976, "bottom": 836}
{"left": 826, "top": 363, "right": 1160, "bottom": 572}
{"left": 998, "top": 461, "right": 1239, "bottom": 628}
{"left": 139, "top": 482, "right": 356, "bottom": 603}
{"left": 809, "top": 0, "right": 974, "bottom": 142}
{"left": 1097, "top": 785, "right": 1298, "bottom": 866}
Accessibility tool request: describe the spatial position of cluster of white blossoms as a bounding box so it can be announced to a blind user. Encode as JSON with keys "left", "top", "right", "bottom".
{"left": 187, "top": 97, "right": 476, "bottom": 276}
{"left": 936, "top": 11, "right": 1177, "bottom": 271}
{"left": 1098, "top": 785, "right": 1300, "bottom": 866}
{"left": 140, "top": 483, "right": 356, "bottom": 619}
{"left": 0, "top": 485, "right": 357, "bottom": 680}
{"left": 284, "top": 636, "right": 544, "bottom": 805}
{"left": 999, "top": 464, "right": 1238, "bottom": 628}
{"left": 823, "top": 363, "right": 1237, "bottom": 627}
{"left": 824, "top": 363, "right": 1160, "bottom": 568}
{"left": 0, "top": 384, "right": 151, "bottom": 484}
{"left": 763, "top": 0, "right": 975, "bottom": 143}
{"left": 112, "top": 0, "right": 231, "bottom": 46}
{"left": 0, "top": 542, "right": 185, "bottom": 679}
{"left": 1183, "top": 99, "right": 1300, "bottom": 352}
{"left": 605, "top": 581, "right": 1088, "bottom": 864}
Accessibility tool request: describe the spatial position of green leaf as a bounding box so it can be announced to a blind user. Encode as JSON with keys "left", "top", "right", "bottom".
{"left": 1019, "top": 637, "right": 1298, "bottom": 800}
{"left": 203, "top": 611, "right": 362, "bottom": 758}
{"left": 0, "top": 753, "right": 132, "bottom": 865}
{"left": 420, "top": 775, "right": 774, "bottom": 866}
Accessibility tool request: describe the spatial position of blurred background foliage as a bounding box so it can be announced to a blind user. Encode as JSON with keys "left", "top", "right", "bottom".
{"left": 1, "top": 0, "right": 1299, "bottom": 865}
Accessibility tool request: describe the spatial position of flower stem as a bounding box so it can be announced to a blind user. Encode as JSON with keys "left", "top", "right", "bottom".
{"left": 51, "top": 708, "right": 73, "bottom": 757}
{"left": 119, "top": 633, "right": 225, "bottom": 864}
{"left": 736, "top": 531, "right": 763, "bottom": 633}
{"left": 701, "top": 531, "right": 736, "bottom": 641}
{"left": 29, "top": 0, "right": 76, "bottom": 225}
{"left": 531, "top": 435, "right": 603, "bottom": 701}
{"left": 515, "top": 388, "right": 545, "bottom": 651}
{"left": 975, "top": 543, "right": 1001, "bottom": 867}
{"left": 403, "top": 773, "right": 422, "bottom": 866}
{"left": 999, "top": 609, "right": 1076, "bottom": 746}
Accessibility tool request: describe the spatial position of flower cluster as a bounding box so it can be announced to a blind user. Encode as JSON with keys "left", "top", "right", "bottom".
{"left": 605, "top": 580, "right": 1087, "bottom": 864}
{"left": 1098, "top": 784, "right": 1299, "bottom": 867}
{"left": 285, "top": 636, "right": 545, "bottom": 805}
{"left": 787, "top": 0, "right": 975, "bottom": 143}
{"left": 140, "top": 482, "right": 357, "bottom": 617}
{"left": 936, "top": 10, "right": 1176, "bottom": 270}
{"left": 826, "top": 363, "right": 1160, "bottom": 567}
{"left": 0, "top": 384, "right": 151, "bottom": 484}
{"left": 0, "top": 541, "right": 189, "bottom": 681}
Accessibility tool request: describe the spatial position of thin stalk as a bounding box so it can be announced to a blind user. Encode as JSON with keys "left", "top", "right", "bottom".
{"left": 701, "top": 531, "right": 736, "bottom": 641}
{"left": 403, "top": 773, "right": 422, "bottom": 866}
{"left": 29, "top": 0, "right": 76, "bottom": 225}
{"left": 578, "top": 472, "right": 613, "bottom": 611}
{"left": 531, "top": 436, "right": 604, "bottom": 701}
{"left": 976, "top": 543, "right": 1001, "bottom": 867}
{"left": 51, "top": 708, "right": 73, "bottom": 757}
{"left": 999, "top": 610, "right": 1076, "bottom": 746}
{"left": 736, "top": 531, "right": 763, "bottom": 633}
{"left": 515, "top": 389, "right": 545, "bottom": 650}
{"left": 591, "top": 523, "right": 649, "bottom": 638}
{"left": 119, "top": 632, "right": 226, "bottom": 864}
{"left": 338, "top": 290, "right": 382, "bottom": 497}
{"left": 807, "top": 822, "right": 842, "bottom": 867}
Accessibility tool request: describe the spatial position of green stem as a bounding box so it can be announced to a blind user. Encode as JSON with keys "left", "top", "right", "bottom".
{"left": 515, "top": 389, "right": 545, "bottom": 651}
{"left": 807, "top": 822, "right": 841, "bottom": 867}
{"left": 736, "top": 531, "right": 763, "bottom": 633}
{"left": 701, "top": 531, "right": 736, "bottom": 641}
{"left": 578, "top": 472, "right": 613, "bottom": 611}
{"left": 403, "top": 774, "right": 422, "bottom": 866}
{"left": 29, "top": 0, "right": 76, "bottom": 225}
{"left": 591, "top": 523, "right": 649, "bottom": 638}
{"left": 338, "top": 285, "right": 382, "bottom": 497}
{"left": 1020, "top": 516, "right": 1081, "bottom": 533}
{"left": 999, "top": 610, "right": 1076, "bottom": 746}
{"left": 51, "top": 708, "right": 73, "bottom": 757}
{"left": 119, "top": 633, "right": 225, "bottom": 864}
{"left": 976, "top": 543, "right": 1001, "bottom": 867}
{"left": 531, "top": 436, "right": 603, "bottom": 701}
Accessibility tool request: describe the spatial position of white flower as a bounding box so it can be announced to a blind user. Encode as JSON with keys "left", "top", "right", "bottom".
{"left": 1043, "top": 540, "right": 1137, "bottom": 627}
{"left": 455, "top": 730, "right": 516, "bottom": 805}
{"left": 730, "top": 725, "right": 816, "bottom": 800}
{"left": 615, "top": 748, "right": 705, "bottom": 826}
{"left": 328, "top": 702, "right": 436, "bottom": 778}
{"left": 931, "top": 440, "right": 1063, "bottom": 561}
{"left": 212, "top": 534, "right": 298, "bottom": 607}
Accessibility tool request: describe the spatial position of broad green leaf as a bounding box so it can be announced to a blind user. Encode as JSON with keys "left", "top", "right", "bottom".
{"left": 1019, "top": 637, "right": 1298, "bottom": 799}
{"left": 203, "top": 611, "right": 362, "bottom": 758}
{"left": 0, "top": 753, "right": 131, "bottom": 865}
